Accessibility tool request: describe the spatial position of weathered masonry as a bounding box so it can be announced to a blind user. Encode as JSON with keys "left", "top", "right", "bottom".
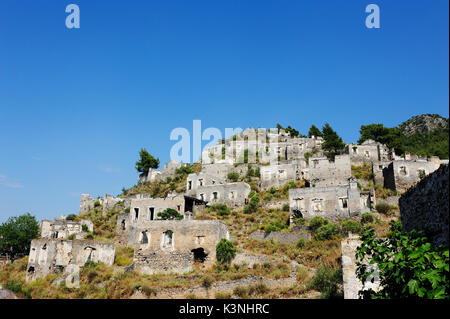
{"left": 128, "top": 220, "right": 230, "bottom": 274}
{"left": 289, "top": 178, "right": 375, "bottom": 220}
{"left": 127, "top": 194, "right": 207, "bottom": 223}
{"left": 399, "top": 164, "right": 449, "bottom": 247}
{"left": 26, "top": 239, "right": 115, "bottom": 281}
{"left": 40, "top": 217, "right": 93, "bottom": 239}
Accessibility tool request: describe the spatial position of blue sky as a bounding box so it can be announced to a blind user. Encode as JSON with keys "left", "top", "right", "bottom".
{"left": 0, "top": 0, "right": 448, "bottom": 223}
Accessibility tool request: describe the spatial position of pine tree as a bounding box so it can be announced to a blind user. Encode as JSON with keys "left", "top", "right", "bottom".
{"left": 322, "top": 123, "right": 345, "bottom": 160}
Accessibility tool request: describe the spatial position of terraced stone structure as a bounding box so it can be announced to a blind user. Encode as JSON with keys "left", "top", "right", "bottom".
{"left": 127, "top": 220, "right": 230, "bottom": 274}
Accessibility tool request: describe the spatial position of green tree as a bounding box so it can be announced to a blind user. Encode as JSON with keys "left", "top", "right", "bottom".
{"left": 308, "top": 125, "right": 323, "bottom": 138}
{"left": 135, "top": 148, "right": 160, "bottom": 174}
{"left": 322, "top": 123, "right": 346, "bottom": 160}
{"left": 356, "top": 221, "right": 449, "bottom": 299}
{"left": 216, "top": 238, "right": 237, "bottom": 264}
{"left": 157, "top": 208, "right": 184, "bottom": 220}
{"left": 0, "top": 213, "right": 39, "bottom": 261}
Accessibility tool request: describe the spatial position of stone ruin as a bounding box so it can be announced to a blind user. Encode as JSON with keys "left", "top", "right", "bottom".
{"left": 40, "top": 216, "right": 93, "bottom": 240}
{"left": 26, "top": 239, "right": 115, "bottom": 282}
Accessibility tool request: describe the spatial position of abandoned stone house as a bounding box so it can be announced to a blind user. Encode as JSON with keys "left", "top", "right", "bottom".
{"left": 40, "top": 217, "right": 93, "bottom": 240}
{"left": 289, "top": 178, "right": 375, "bottom": 221}
{"left": 345, "top": 139, "right": 394, "bottom": 164}
{"left": 307, "top": 155, "right": 352, "bottom": 188}
{"left": 373, "top": 157, "right": 442, "bottom": 191}
{"left": 79, "top": 193, "right": 122, "bottom": 216}
{"left": 26, "top": 239, "right": 115, "bottom": 281}
{"left": 128, "top": 220, "right": 230, "bottom": 274}
{"left": 185, "top": 172, "right": 251, "bottom": 207}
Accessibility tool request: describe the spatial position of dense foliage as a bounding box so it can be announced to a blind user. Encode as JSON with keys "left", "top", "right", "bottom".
{"left": 321, "top": 123, "right": 346, "bottom": 160}
{"left": 308, "top": 124, "right": 323, "bottom": 138}
{"left": 157, "top": 208, "right": 184, "bottom": 220}
{"left": 356, "top": 221, "right": 449, "bottom": 299}
{"left": 216, "top": 238, "right": 237, "bottom": 264}
{"left": 135, "top": 148, "right": 160, "bottom": 174}
{"left": 0, "top": 213, "right": 39, "bottom": 261}
{"left": 358, "top": 115, "right": 449, "bottom": 159}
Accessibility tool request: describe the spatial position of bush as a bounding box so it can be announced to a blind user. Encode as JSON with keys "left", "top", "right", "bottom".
{"left": 310, "top": 266, "right": 343, "bottom": 299}
{"left": 175, "top": 165, "right": 195, "bottom": 175}
{"left": 227, "top": 172, "right": 240, "bottom": 182}
{"left": 296, "top": 238, "right": 305, "bottom": 248}
{"left": 268, "top": 186, "right": 277, "bottom": 194}
{"left": 115, "top": 246, "right": 134, "bottom": 266}
{"left": 82, "top": 224, "right": 89, "bottom": 232}
{"left": 86, "top": 232, "right": 94, "bottom": 239}
{"left": 314, "top": 223, "right": 339, "bottom": 241}
{"left": 201, "top": 276, "right": 214, "bottom": 289}
{"left": 356, "top": 221, "right": 449, "bottom": 299}
{"left": 309, "top": 216, "right": 328, "bottom": 232}
{"left": 263, "top": 194, "right": 273, "bottom": 201}
{"left": 341, "top": 220, "right": 362, "bottom": 235}
{"left": 282, "top": 203, "right": 290, "bottom": 212}
{"left": 157, "top": 208, "right": 183, "bottom": 220}
{"left": 375, "top": 202, "right": 391, "bottom": 214}
{"left": 209, "top": 204, "right": 231, "bottom": 216}
{"left": 233, "top": 286, "right": 248, "bottom": 298}
{"left": 264, "top": 221, "right": 286, "bottom": 234}
{"left": 243, "top": 196, "right": 259, "bottom": 214}
{"left": 67, "top": 234, "right": 76, "bottom": 240}
{"left": 94, "top": 201, "right": 101, "bottom": 208}
{"left": 216, "top": 238, "right": 237, "bottom": 264}
{"left": 66, "top": 214, "right": 77, "bottom": 221}
{"left": 361, "top": 213, "right": 374, "bottom": 225}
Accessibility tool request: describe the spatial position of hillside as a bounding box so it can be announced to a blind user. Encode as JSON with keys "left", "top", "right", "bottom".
{"left": 397, "top": 114, "right": 449, "bottom": 159}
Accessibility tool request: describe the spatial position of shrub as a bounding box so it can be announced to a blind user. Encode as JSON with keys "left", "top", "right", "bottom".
{"left": 341, "top": 220, "right": 362, "bottom": 235}
{"left": 115, "top": 246, "right": 134, "bottom": 266}
{"left": 282, "top": 203, "right": 290, "bottom": 212}
{"left": 157, "top": 208, "right": 183, "bottom": 220}
{"left": 66, "top": 214, "right": 77, "bottom": 221}
{"left": 216, "top": 238, "right": 237, "bottom": 264}
{"left": 263, "top": 194, "right": 273, "bottom": 201}
{"left": 86, "top": 232, "right": 94, "bottom": 239}
{"left": 310, "top": 265, "right": 343, "bottom": 299}
{"left": 243, "top": 196, "right": 260, "bottom": 214}
{"left": 175, "top": 165, "right": 195, "bottom": 175}
{"left": 360, "top": 213, "right": 374, "bottom": 225}
{"left": 296, "top": 238, "right": 305, "bottom": 248}
{"left": 356, "top": 221, "right": 449, "bottom": 299}
{"left": 215, "top": 292, "right": 231, "bottom": 299}
{"left": 201, "top": 276, "right": 214, "bottom": 289}
{"left": 227, "top": 172, "right": 240, "bottom": 182}
{"left": 375, "top": 202, "right": 391, "bottom": 215}
{"left": 94, "top": 201, "right": 101, "bottom": 208}
{"left": 81, "top": 224, "right": 89, "bottom": 232}
{"left": 269, "top": 186, "right": 277, "bottom": 194}
{"left": 209, "top": 204, "right": 231, "bottom": 216}
{"left": 264, "top": 221, "right": 286, "bottom": 234}
{"left": 309, "top": 216, "right": 329, "bottom": 232}
{"left": 141, "top": 283, "right": 157, "bottom": 296}
{"left": 314, "top": 223, "right": 339, "bottom": 241}
{"left": 67, "top": 234, "right": 76, "bottom": 240}
{"left": 233, "top": 286, "right": 248, "bottom": 298}
{"left": 293, "top": 217, "right": 306, "bottom": 226}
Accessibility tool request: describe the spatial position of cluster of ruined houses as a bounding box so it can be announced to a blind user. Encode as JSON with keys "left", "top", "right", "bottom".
{"left": 23, "top": 128, "right": 447, "bottom": 293}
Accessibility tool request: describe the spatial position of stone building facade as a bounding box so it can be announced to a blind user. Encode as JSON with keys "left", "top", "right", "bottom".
{"left": 288, "top": 178, "right": 375, "bottom": 220}
{"left": 307, "top": 155, "right": 352, "bottom": 188}
{"left": 399, "top": 164, "right": 449, "bottom": 247}
{"left": 127, "top": 220, "right": 230, "bottom": 274}
{"left": 26, "top": 239, "right": 115, "bottom": 281}
{"left": 40, "top": 218, "right": 93, "bottom": 240}
{"left": 345, "top": 139, "right": 393, "bottom": 164}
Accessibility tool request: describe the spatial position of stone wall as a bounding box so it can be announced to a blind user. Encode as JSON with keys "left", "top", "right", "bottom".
{"left": 249, "top": 229, "right": 310, "bottom": 245}
{"left": 308, "top": 155, "right": 351, "bottom": 187}
{"left": 341, "top": 235, "right": 380, "bottom": 299}
{"left": 288, "top": 179, "right": 364, "bottom": 220}
{"left": 26, "top": 239, "right": 115, "bottom": 281}
{"left": 399, "top": 164, "right": 449, "bottom": 247}
{"left": 40, "top": 218, "right": 93, "bottom": 240}
{"left": 186, "top": 182, "right": 251, "bottom": 207}
{"left": 392, "top": 160, "right": 441, "bottom": 191}
{"left": 128, "top": 220, "right": 230, "bottom": 274}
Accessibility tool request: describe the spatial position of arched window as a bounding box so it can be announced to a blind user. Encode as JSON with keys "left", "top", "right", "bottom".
{"left": 161, "top": 230, "right": 174, "bottom": 250}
